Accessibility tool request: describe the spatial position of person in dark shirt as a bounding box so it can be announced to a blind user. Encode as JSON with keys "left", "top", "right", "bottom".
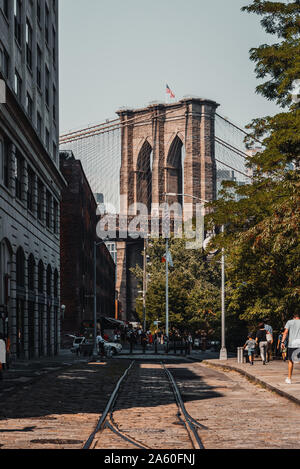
{"left": 256, "top": 323, "right": 268, "bottom": 365}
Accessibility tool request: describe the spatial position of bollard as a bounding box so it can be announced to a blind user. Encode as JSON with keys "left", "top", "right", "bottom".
{"left": 237, "top": 347, "right": 244, "bottom": 363}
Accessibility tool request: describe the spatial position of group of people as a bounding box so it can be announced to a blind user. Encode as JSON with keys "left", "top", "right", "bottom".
{"left": 127, "top": 329, "right": 160, "bottom": 354}
{"left": 243, "top": 312, "right": 300, "bottom": 384}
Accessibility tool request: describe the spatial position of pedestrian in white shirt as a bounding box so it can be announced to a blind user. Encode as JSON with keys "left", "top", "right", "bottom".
{"left": 281, "top": 312, "right": 300, "bottom": 384}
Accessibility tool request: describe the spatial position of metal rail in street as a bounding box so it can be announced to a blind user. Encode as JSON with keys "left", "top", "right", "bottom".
{"left": 83, "top": 360, "right": 205, "bottom": 450}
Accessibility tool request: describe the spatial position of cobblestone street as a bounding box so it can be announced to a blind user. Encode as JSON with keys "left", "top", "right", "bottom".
{"left": 0, "top": 358, "right": 300, "bottom": 450}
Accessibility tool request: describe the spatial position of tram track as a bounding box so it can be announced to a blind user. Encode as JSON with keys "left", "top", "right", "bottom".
{"left": 83, "top": 361, "right": 205, "bottom": 450}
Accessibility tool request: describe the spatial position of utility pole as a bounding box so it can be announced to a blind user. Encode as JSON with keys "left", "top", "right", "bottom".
{"left": 165, "top": 236, "right": 169, "bottom": 339}
{"left": 93, "top": 241, "right": 98, "bottom": 358}
{"left": 143, "top": 236, "right": 147, "bottom": 331}
{"left": 219, "top": 225, "right": 228, "bottom": 360}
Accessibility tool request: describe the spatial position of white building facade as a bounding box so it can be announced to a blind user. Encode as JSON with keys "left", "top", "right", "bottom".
{"left": 0, "top": 0, "right": 66, "bottom": 359}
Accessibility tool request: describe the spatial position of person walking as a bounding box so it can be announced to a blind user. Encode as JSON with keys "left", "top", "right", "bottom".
{"left": 277, "top": 329, "right": 287, "bottom": 361}
{"left": 243, "top": 334, "right": 256, "bottom": 365}
{"left": 256, "top": 323, "right": 268, "bottom": 365}
{"left": 281, "top": 312, "right": 300, "bottom": 384}
{"left": 128, "top": 331, "right": 135, "bottom": 354}
{"left": 264, "top": 320, "right": 273, "bottom": 363}
{"left": 0, "top": 334, "right": 6, "bottom": 381}
{"left": 141, "top": 332, "right": 147, "bottom": 354}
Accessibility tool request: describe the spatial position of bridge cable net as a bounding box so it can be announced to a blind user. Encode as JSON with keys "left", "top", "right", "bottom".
{"left": 59, "top": 110, "right": 255, "bottom": 219}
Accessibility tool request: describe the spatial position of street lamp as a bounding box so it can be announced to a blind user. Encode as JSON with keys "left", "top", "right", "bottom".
{"left": 163, "top": 193, "right": 227, "bottom": 360}
{"left": 163, "top": 192, "right": 209, "bottom": 345}
{"left": 219, "top": 225, "right": 227, "bottom": 361}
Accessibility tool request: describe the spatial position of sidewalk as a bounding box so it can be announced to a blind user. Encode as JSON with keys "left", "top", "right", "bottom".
{"left": 119, "top": 345, "right": 220, "bottom": 360}
{"left": 202, "top": 357, "right": 300, "bottom": 406}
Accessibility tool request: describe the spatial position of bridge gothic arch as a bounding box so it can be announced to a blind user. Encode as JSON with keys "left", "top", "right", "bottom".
{"left": 118, "top": 97, "right": 219, "bottom": 216}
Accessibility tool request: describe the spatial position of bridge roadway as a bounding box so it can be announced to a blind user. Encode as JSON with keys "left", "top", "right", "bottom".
{"left": 0, "top": 357, "right": 299, "bottom": 449}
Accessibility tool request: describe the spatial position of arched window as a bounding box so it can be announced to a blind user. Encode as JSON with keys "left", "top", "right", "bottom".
{"left": 46, "top": 265, "right": 52, "bottom": 297}
{"left": 38, "top": 260, "right": 44, "bottom": 294}
{"left": 54, "top": 269, "right": 58, "bottom": 298}
{"left": 136, "top": 140, "right": 152, "bottom": 212}
{"left": 16, "top": 247, "right": 25, "bottom": 288}
{"left": 0, "top": 238, "right": 12, "bottom": 308}
{"left": 28, "top": 254, "right": 35, "bottom": 292}
{"left": 166, "top": 136, "right": 184, "bottom": 206}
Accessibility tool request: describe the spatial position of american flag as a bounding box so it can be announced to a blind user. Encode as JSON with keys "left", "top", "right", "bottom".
{"left": 166, "top": 84, "right": 175, "bottom": 99}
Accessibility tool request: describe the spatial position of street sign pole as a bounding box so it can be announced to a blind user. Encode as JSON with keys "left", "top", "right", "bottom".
{"left": 219, "top": 225, "right": 228, "bottom": 360}
{"left": 166, "top": 236, "right": 169, "bottom": 340}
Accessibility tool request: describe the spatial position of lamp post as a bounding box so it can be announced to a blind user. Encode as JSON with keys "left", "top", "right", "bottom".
{"left": 219, "top": 225, "right": 228, "bottom": 360}
{"left": 165, "top": 193, "right": 228, "bottom": 360}
{"left": 163, "top": 192, "right": 208, "bottom": 346}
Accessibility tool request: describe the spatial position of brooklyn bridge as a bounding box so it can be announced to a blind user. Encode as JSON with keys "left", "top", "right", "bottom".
{"left": 59, "top": 97, "right": 257, "bottom": 320}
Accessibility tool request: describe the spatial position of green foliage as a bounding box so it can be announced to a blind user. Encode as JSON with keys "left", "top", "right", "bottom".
{"left": 206, "top": 0, "right": 300, "bottom": 333}
{"left": 131, "top": 237, "right": 221, "bottom": 339}
{"left": 242, "top": 0, "right": 300, "bottom": 107}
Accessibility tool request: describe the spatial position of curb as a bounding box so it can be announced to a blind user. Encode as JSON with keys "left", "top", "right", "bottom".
{"left": 202, "top": 360, "right": 300, "bottom": 408}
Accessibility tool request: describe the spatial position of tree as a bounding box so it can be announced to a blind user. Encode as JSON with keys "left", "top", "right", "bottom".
{"left": 131, "top": 237, "right": 222, "bottom": 339}
{"left": 207, "top": 0, "right": 300, "bottom": 331}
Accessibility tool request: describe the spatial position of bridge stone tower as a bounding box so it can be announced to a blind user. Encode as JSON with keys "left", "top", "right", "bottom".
{"left": 115, "top": 98, "right": 219, "bottom": 321}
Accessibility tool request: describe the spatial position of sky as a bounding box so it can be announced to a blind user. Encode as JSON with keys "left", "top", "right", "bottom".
{"left": 59, "top": 0, "right": 280, "bottom": 134}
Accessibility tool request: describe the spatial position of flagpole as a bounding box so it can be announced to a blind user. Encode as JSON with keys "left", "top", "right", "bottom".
{"left": 166, "top": 237, "right": 169, "bottom": 338}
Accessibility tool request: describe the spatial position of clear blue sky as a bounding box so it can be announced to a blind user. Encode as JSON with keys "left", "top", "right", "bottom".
{"left": 59, "top": 0, "right": 280, "bottom": 133}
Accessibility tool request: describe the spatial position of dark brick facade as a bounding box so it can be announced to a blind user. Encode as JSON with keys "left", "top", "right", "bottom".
{"left": 60, "top": 152, "right": 115, "bottom": 335}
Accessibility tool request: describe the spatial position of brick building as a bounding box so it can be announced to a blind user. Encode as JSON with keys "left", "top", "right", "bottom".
{"left": 60, "top": 151, "right": 116, "bottom": 335}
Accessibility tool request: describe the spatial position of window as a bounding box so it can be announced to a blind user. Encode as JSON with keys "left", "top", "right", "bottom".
{"left": 46, "top": 265, "right": 52, "bottom": 296}
{"left": 52, "top": 85, "right": 56, "bottom": 121}
{"left": 46, "top": 190, "right": 51, "bottom": 228}
{"left": 2, "top": 0, "right": 9, "bottom": 18}
{"left": 45, "top": 5, "right": 49, "bottom": 45}
{"left": 27, "top": 167, "right": 34, "bottom": 211}
{"left": 26, "top": 20, "right": 33, "bottom": 69}
{"left": 38, "top": 260, "right": 44, "bottom": 294}
{"left": 2, "top": 138, "right": 9, "bottom": 188}
{"left": 45, "top": 65, "right": 49, "bottom": 107}
{"left": 14, "top": 0, "right": 22, "bottom": 46}
{"left": 53, "top": 199, "right": 58, "bottom": 234}
{"left": 14, "top": 70, "right": 22, "bottom": 100}
{"left": 53, "top": 142, "right": 57, "bottom": 162}
{"left": 52, "top": 27, "right": 56, "bottom": 67}
{"left": 37, "top": 46, "right": 42, "bottom": 88}
{"left": 28, "top": 255, "right": 35, "bottom": 292}
{"left": 37, "top": 0, "right": 41, "bottom": 24}
{"left": 37, "top": 179, "right": 44, "bottom": 221}
{"left": 15, "top": 150, "right": 23, "bottom": 200}
{"left": 54, "top": 270, "right": 58, "bottom": 298}
{"left": 45, "top": 128, "right": 49, "bottom": 150}
{"left": 26, "top": 93, "right": 33, "bottom": 119}
{"left": 37, "top": 112, "right": 42, "bottom": 136}
{"left": 0, "top": 47, "right": 9, "bottom": 79}
{"left": 16, "top": 247, "right": 25, "bottom": 288}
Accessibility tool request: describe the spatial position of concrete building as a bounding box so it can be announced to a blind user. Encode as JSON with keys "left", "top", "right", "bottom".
{"left": 60, "top": 151, "right": 116, "bottom": 336}
{"left": 0, "top": 0, "right": 65, "bottom": 359}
